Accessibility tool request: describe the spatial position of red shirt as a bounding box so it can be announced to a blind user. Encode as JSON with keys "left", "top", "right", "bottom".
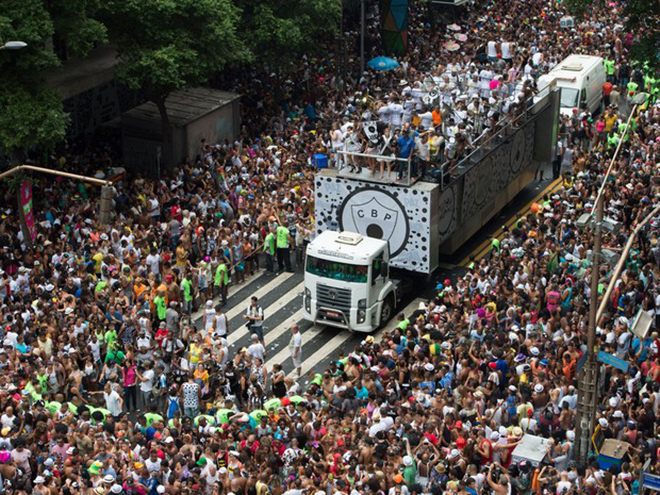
{"left": 603, "top": 82, "right": 614, "bottom": 96}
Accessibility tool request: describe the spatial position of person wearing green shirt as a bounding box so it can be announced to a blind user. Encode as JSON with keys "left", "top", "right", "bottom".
{"left": 264, "top": 228, "right": 276, "bottom": 273}
{"left": 104, "top": 328, "right": 118, "bottom": 346}
{"left": 396, "top": 313, "right": 410, "bottom": 332}
{"left": 145, "top": 411, "right": 165, "bottom": 427}
{"left": 604, "top": 59, "right": 615, "bottom": 82}
{"left": 154, "top": 290, "right": 167, "bottom": 321}
{"left": 180, "top": 271, "right": 194, "bottom": 323}
{"left": 214, "top": 263, "right": 229, "bottom": 305}
{"left": 402, "top": 453, "right": 417, "bottom": 485}
{"left": 103, "top": 343, "right": 126, "bottom": 366}
{"left": 627, "top": 80, "right": 639, "bottom": 98}
{"left": 276, "top": 223, "right": 292, "bottom": 272}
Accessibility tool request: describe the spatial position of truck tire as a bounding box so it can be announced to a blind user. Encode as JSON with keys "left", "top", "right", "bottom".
{"left": 379, "top": 299, "right": 393, "bottom": 328}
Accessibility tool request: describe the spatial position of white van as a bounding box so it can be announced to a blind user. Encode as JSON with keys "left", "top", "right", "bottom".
{"left": 538, "top": 55, "right": 606, "bottom": 116}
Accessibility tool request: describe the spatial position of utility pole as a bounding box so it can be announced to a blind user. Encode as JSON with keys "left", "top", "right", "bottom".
{"left": 575, "top": 193, "right": 603, "bottom": 466}
{"left": 360, "top": 0, "right": 366, "bottom": 74}
{"left": 573, "top": 92, "right": 649, "bottom": 465}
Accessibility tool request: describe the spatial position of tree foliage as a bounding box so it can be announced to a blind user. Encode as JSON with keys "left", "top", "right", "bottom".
{"left": 0, "top": 0, "right": 106, "bottom": 156}
{"left": 236, "top": 0, "right": 342, "bottom": 65}
{"left": 102, "top": 0, "right": 248, "bottom": 101}
{"left": 49, "top": 0, "right": 108, "bottom": 58}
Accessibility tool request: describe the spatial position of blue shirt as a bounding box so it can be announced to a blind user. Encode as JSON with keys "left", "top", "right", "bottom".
{"left": 397, "top": 136, "right": 414, "bottom": 158}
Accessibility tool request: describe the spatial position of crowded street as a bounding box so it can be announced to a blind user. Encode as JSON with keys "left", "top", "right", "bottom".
{"left": 0, "top": 0, "right": 659, "bottom": 494}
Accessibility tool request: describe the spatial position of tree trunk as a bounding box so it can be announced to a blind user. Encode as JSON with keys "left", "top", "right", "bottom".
{"left": 154, "top": 96, "right": 174, "bottom": 175}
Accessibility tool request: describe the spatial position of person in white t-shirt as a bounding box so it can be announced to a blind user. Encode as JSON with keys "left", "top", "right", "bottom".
{"left": 247, "top": 334, "right": 266, "bottom": 363}
{"left": 136, "top": 362, "right": 156, "bottom": 408}
{"left": 91, "top": 383, "right": 124, "bottom": 417}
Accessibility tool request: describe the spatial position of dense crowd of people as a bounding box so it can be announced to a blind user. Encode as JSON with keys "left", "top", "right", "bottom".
{"left": 0, "top": 0, "right": 658, "bottom": 494}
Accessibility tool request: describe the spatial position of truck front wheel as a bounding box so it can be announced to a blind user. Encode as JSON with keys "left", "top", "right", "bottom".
{"left": 379, "top": 299, "right": 393, "bottom": 328}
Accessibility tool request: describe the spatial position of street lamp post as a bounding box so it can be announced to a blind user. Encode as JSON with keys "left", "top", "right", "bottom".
{"left": 0, "top": 41, "right": 27, "bottom": 50}
{"left": 574, "top": 92, "right": 649, "bottom": 466}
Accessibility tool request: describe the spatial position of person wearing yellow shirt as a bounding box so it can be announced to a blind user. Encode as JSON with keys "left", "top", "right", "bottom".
{"left": 604, "top": 109, "right": 618, "bottom": 134}
{"left": 189, "top": 335, "right": 203, "bottom": 365}
{"left": 92, "top": 252, "right": 104, "bottom": 275}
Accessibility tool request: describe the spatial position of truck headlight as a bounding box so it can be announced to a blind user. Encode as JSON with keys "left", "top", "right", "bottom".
{"left": 357, "top": 299, "right": 366, "bottom": 323}
{"left": 304, "top": 288, "right": 311, "bottom": 312}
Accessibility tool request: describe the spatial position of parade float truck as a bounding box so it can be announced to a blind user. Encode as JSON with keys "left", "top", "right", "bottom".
{"left": 303, "top": 86, "right": 560, "bottom": 332}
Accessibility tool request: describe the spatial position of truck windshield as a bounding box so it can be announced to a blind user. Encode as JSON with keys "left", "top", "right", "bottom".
{"left": 560, "top": 88, "right": 579, "bottom": 108}
{"left": 306, "top": 256, "right": 368, "bottom": 283}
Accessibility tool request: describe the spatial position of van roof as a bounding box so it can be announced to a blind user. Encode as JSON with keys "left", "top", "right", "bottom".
{"left": 550, "top": 55, "right": 603, "bottom": 77}
{"left": 307, "top": 231, "right": 388, "bottom": 264}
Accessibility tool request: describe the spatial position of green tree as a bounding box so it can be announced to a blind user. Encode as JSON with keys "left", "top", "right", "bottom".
{"left": 0, "top": 0, "right": 107, "bottom": 161}
{"left": 236, "top": 0, "right": 341, "bottom": 65}
{"left": 102, "top": 0, "right": 248, "bottom": 169}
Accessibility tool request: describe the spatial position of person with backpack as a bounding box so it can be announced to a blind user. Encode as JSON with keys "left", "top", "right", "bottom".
{"left": 244, "top": 296, "right": 265, "bottom": 346}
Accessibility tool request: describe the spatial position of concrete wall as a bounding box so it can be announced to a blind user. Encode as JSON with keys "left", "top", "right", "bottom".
{"left": 185, "top": 102, "right": 237, "bottom": 160}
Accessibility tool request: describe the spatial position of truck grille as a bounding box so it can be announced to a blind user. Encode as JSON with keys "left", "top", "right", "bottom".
{"left": 317, "top": 285, "right": 351, "bottom": 311}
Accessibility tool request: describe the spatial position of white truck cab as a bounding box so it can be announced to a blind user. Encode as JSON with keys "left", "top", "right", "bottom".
{"left": 302, "top": 231, "right": 401, "bottom": 332}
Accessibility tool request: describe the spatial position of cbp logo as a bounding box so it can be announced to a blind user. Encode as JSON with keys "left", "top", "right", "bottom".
{"left": 338, "top": 188, "right": 410, "bottom": 256}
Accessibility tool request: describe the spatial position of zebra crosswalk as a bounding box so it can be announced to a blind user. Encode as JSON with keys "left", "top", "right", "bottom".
{"left": 190, "top": 270, "right": 427, "bottom": 383}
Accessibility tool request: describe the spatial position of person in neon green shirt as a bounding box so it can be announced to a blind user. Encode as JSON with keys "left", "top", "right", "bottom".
{"left": 180, "top": 271, "right": 194, "bottom": 323}
{"left": 264, "top": 228, "right": 276, "bottom": 273}
{"left": 396, "top": 313, "right": 410, "bottom": 332}
{"left": 154, "top": 290, "right": 167, "bottom": 321}
{"left": 145, "top": 411, "right": 165, "bottom": 427}
{"left": 214, "top": 263, "right": 229, "bottom": 305}
{"left": 276, "top": 223, "right": 292, "bottom": 272}
{"left": 104, "top": 328, "right": 118, "bottom": 347}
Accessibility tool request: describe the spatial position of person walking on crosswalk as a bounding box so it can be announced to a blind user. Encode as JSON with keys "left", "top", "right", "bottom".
{"left": 276, "top": 222, "right": 292, "bottom": 273}
{"left": 289, "top": 324, "right": 302, "bottom": 377}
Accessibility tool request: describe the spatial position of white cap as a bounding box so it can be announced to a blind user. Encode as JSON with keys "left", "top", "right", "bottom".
{"left": 403, "top": 455, "right": 413, "bottom": 466}
{"left": 424, "top": 363, "right": 434, "bottom": 372}
{"left": 566, "top": 430, "right": 576, "bottom": 441}
{"left": 598, "top": 417, "right": 609, "bottom": 428}
{"left": 111, "top": 485, "right": 123, "bottom": 494}
{"left": 534, "top": 384, "right": 544, "bottom": 393}
{"left": 448, "top": 448, "right": 460, "bottom": 459}
{"left": 34, "top": 476, "right": 45, "bottom": 484}
{"left": 491, "top": 431, "right": 500, "bottom": 440}
{"left": 530, "top": 347, "right": 540, "bottom": 356}
{"left": 157, "top": 486, "right": 166, "bottom": 494}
